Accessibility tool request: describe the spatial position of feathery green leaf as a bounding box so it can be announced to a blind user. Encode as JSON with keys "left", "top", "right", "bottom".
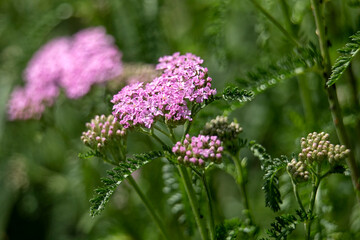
{"left": 222, "top": 86, "right": 255, "bottom": 103}
{"left": 237, "top": 44, "right": 320, "bottom": 95}
{"left": 266, "top": 214, "right": 298, "bottom": 240}
{"left": 89, "top": 151, "right": 163, "bottom": 217}
{"left": 78, "top": 150, "right": 103, "bottom": 160}
{"left": 249, "top": 142, "right": 288, "bottom": 212}
{"left": 327, "top": 31, "right": 360, "bottom": 86}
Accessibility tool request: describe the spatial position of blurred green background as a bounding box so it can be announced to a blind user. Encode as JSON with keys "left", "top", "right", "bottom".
{"left": 1, "top": 0, "right": 360, "bottom": 239}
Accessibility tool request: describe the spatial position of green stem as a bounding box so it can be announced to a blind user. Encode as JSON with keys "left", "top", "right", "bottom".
{"left": 288, "top": 172, "right": 306, "bottom": 213}
{"left": 202, "top": 173, "right": 215, "bottom": 240}
{"left": 168, "top": 126, "right": 177, "bottom": 144}
{"left": 149, "top": 129, "right": 168, "bottom": 147}
{"left": 306, "top": 175, "right": 320, "bottom": 240}
{"left": 182, "top": 120, "right": 193, "bottom": 141}
{"left": 154, "top": 125, "right": 172, "bottom": 139}
{"left": 279, "top": 0, "right": 295, "bottom": 35}
{"left": 231, "top": 154, "right": 253, "bottom": 224}
{"left": 249, "top": 0, "right": 301, "bottom": 47}
{"left": 127, "top": 175, "right": 171, "bottom": 240}
{"left": 310, "top": 0, "right": 360, "bottom": 199}
{"left": 178, "top": 165, "right": 209, "bottom": 240}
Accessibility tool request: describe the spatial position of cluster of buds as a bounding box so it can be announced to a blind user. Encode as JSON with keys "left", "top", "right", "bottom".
{"left": 172, "top": 134, "right": 223, "bottom": 168}
{"left": 299, "top": 132, "right": 350, "bottom": 165}
{"left": 200, "top": 116, "right": 242, "bottom": 141}
{"left": 81, "top": 114, "right": 126, "bottom": 151}
{"left": 287, "top": 159, "right": 310, "bottom": 182}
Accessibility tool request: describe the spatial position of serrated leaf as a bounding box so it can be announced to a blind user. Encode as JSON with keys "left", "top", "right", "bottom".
{"left": 266, "top": 214, "right": 298, "bottom": 240}
{"left": 89, "top": 151, "right": 164, "bottom": 217}
{"left": 249, "top": 142, "right": 288, "bottom": 212}
{"left": 78, "top": 150, "right": 103, "bottom": 160}
{"left": 222, "top": 86, "right": 255, "bottom": 103}
{"left": 327, "top": 31, "right": 360, "bottom": 86}
{"left": 249, "top": 141, "right": 272, "bottom": 170}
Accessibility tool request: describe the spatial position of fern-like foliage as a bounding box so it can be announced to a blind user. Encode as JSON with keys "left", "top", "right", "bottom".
{"left": 237, "top": 44, "right": 320, "bottom": 95}
{"left": 216, "top": 218, "right": 258, "bottom": 240}
{"left": 249, "top": 142, "right": 288, "bottom": 212}
{"left": 249, "top": 141, "right": 272, "bottom": 170}
{"left": 261, "top": 210, "right": 310, "bottom": 240}
{"left": 90, "top": 151, "right": 163, "bottom": 217}
{"left": 222, "top": 86, "right": 255, "bottom": 103}
{"left": 327, "top": 31, "right": 360, "bottom": 86}
{"left": 78, "top": 150, "right": 103, "bottom": 160}
{"left": 264, "top": 214, "right": 298, "bottom": 240}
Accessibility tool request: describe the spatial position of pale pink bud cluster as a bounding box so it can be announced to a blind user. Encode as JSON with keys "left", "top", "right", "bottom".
{"left": 299, "top": 132, "right": 350, "bottom": 165}
{"left": 287, "top": 159, "right": 310, "bottom": 182}
{"left": 111, "top": 53, "right": 217, "bottom": 129}
{"left": 81, "top": 114, "right": 126, "bottom": 151}
{"left": 8, "top": 27, "right": 122, "bottom": 120}
{"left": 172, "top": 134, "right": 223, "bottom": 168}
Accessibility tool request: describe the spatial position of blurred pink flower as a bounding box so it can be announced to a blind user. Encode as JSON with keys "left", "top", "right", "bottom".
{"left": 8, "top": 27, "right": 122, "bottom": 120}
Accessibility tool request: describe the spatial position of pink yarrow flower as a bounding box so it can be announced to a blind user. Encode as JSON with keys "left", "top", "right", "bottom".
{"left": 111, "top": 52, "right": 216, "bottom": 129}
{"left": 7, "top": 27, "right": 122, "bottom": 121}
{"left": 172, "top": 134, "right": 223, "bottom": 167}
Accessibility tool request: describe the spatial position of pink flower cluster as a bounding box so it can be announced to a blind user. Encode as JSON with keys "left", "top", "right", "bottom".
{"left": 8, "top": 27, "right": 122, "bottom": 120}
{"left": 111, "top": 52, "right": 216, "bottom": 129}
{"left": 172, "top": 134, "right": 223, "bottom": 167}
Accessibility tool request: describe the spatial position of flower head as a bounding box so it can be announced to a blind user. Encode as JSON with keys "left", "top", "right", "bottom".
{"left": 111, "top": 53, "right": 216, "bottom": 129}
{"left": 172, "top": 134, "right": 223, "bottom": 168}
{"left": 298, "top": 132, "right": 350, "bottom": 165}
{"left": 287, "top": 159, "right": 310, "bottom": 182}
{"left": 81, "top": 114, "right": 126, "bottom": 151}
{"left": 8, "top": 27, "right": 122, "bottom": 120}
{"left": 7, "top": 84, "right": 59, "bottom": 120}
{"left": 60, "top": 27, "right": 123, "bottom": 99}
{"left": 201, "top": 116, "right": 242, "bottom": 141}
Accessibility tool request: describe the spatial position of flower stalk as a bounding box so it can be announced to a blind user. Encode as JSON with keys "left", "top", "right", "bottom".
{"left": 310, "top": 0, "right": 360, "bottom": 198}
{"left": 202, "top": 173, "right": 215, "bottom": 240}
{"left": 178, "top": 165, "right": 209, "bottom": 240}
{"left": 127, "top": 175, "right": 171, "bottom": 240}
{"left": 232, "top": 153, "right": 253, "bottom": 224}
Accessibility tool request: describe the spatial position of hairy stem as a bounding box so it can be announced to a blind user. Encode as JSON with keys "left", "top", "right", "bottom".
{"left": 231, "top": 154, "right": 253, "bottom": 224}
{"left": 306, "top": 175, "right": 320, "bottom": 240}
{"left": 127, "top": 175, "right": 171, "bottom": 240}
{"left": 202, "top": 173, "right": 215, "bottom": 240}
{"left": 249, "top": 0, "right": 300, "bottom": 46}
{"left": 178, "top": 165, "right": 209, "bottom": 240}
{"left": 310, "top": 0, "right": 360, "bottom": 198}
